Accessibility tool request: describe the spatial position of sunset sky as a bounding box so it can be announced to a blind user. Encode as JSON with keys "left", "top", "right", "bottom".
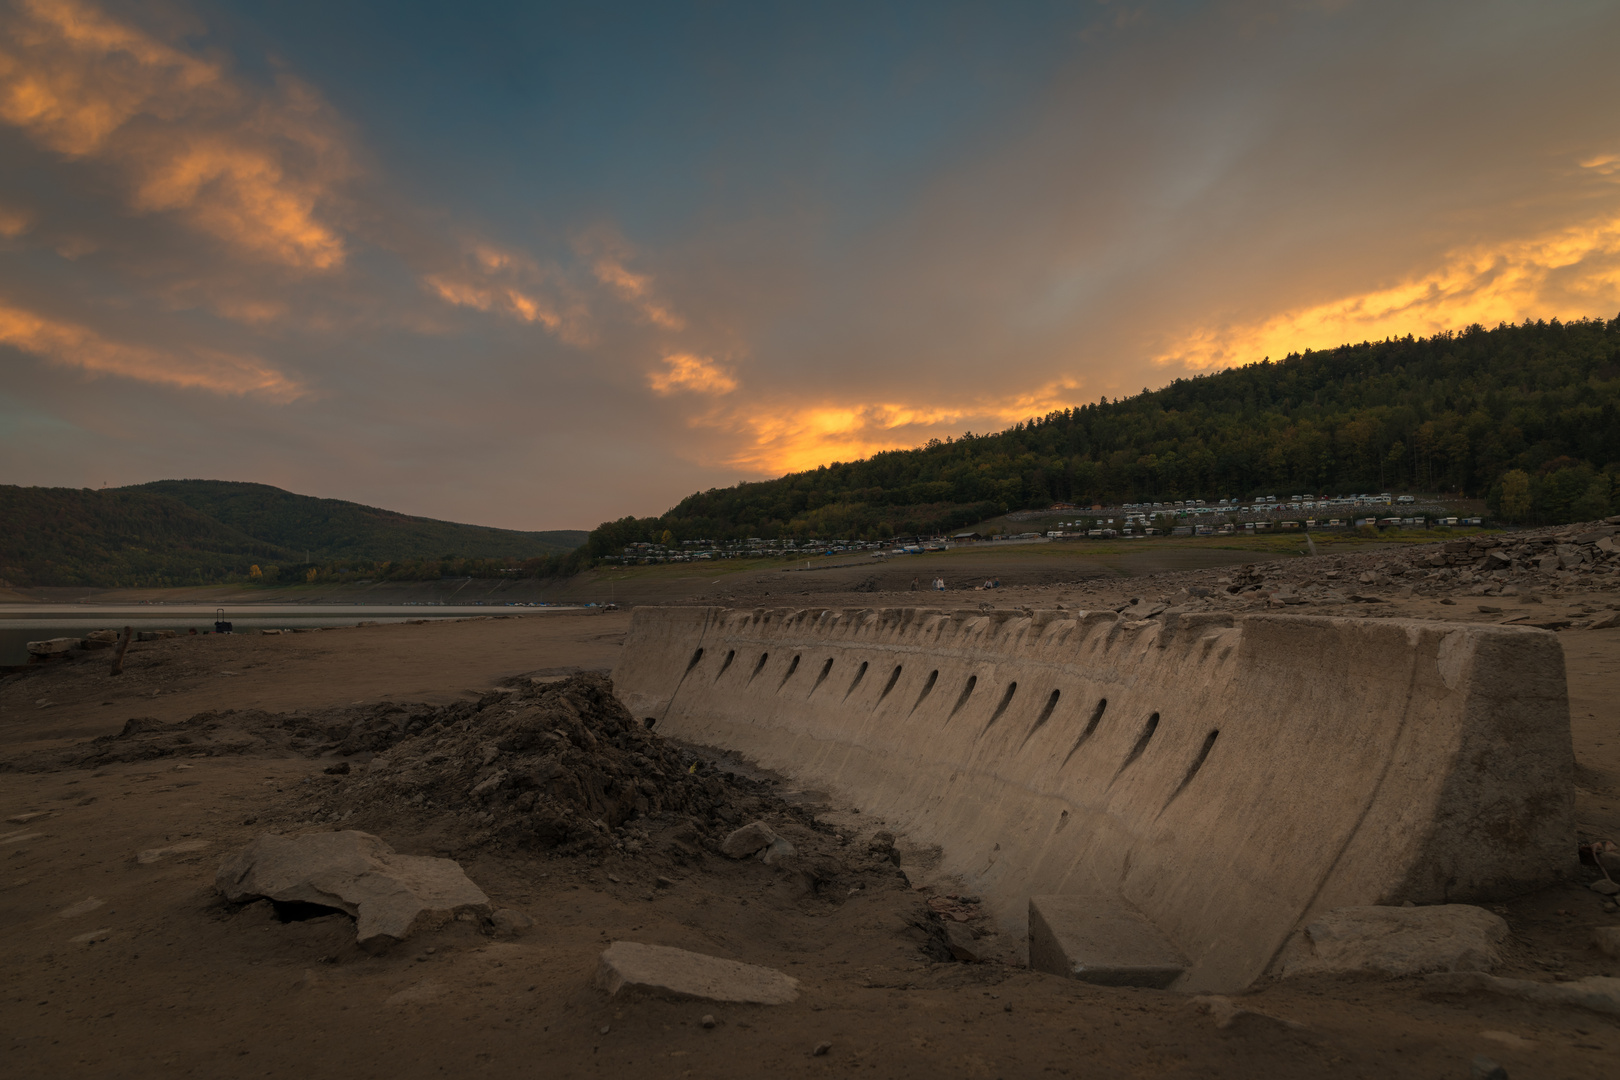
{"left": 3, "top": 0, "right": 1619, "bottom": 530}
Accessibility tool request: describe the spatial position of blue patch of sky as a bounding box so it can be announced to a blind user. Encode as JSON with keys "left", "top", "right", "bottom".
{"left": 208, "top": 1, "right": 1106, "bottom": 253}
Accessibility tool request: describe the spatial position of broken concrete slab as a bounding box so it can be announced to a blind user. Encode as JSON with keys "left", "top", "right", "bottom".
{"left": 720, "top": 821, "right": 779, "bottom": 859}
{"left": 596, "top": 941, "right": 800, "bottom": 1004}
{"left": 215, "top": 831, "right": 489, "bottom": 949}
{"left": 1274, "top": 904, "right": 1508, "bottom": 977}
{"left": 1028, "top": 894, "right": 1186, "bottom": 988}
{"left": 1427, "top": 971, "right": 1620, "bottom": 1017}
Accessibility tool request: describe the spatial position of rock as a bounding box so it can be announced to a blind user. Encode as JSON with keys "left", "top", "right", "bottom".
{"left": 491, "top": 908, "right": 533, "bottom": 936}
{"left": 720, "top": 821, "right": 779, "bottom": 859}
{"left": 386, "top": 979, "right": 447, "bottom": 1006}
{"left": 1191, "top": 995, "right": 1304, "bottom": 1032}
{"left": 1273, "top": 904, "right": 1508, "bottom": 977}
{"left": 1028, "top": 894, "right": 1186, "bottom": 988}
{"left": 759, "top": 836, "right": 798, "bottom": 866}
{"left": 1589, "top": 613, "right": 1620, "bottom": 630}
{"left": 701, "top": 1014, "right": 716, "bottom": 1028}
{"left": 945, "top": 922, "right": 985, "bottom": 962}
{"left": 57, "top": 897, "right": 106, "bottom": 919}
{"left": 867, "top": 830, "right": 896, "bottom": 855}
{"left": 1590, "top": 879, "right": 1620, "bottom": 896}
{"left": 1427, "top": 971, "right": 1620, "bottom": 1017}
{"left": 27, "top": 637, "right": 79, "bottom": 656}
{"left": 6, "top": 811, "right": 49, "bottom": 824}
{"left": 137, "top": 839, "right": 210, "bottom": 864}
{"left": 1594, "top": 927, "right": 1620, "bottom": 959}
{"left": 71, "top": 928, "right": 112, "bottom": 945}
{"left": 595, "top": 941, "right": 800, "bottom": 1004}
{"left": 324, "top": 761, "right": 351, "bottom": 776}
{"left": 1471, "top": 1056, "right": 1509, "bottom": 1080}
{"left": 215, "top": 831, "right": 490, "bottom": 949}
{"left": 813, "top": 1042, "right": 832, "bottom": 1056}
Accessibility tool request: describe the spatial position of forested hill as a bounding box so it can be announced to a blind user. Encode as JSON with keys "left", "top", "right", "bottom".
{"left": 588, "top": 316, "right": 1620, "bottom": 553}
{"left": 129, "top": 481, "right": 585, "bottom": 561}
{"left": 0, "top": 481, "right": 587, "bottom": 588}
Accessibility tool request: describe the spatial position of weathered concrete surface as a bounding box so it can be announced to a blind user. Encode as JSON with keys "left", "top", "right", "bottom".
{"left": 596, "top": 941, "right": 800, "bottom": 1004}
{"left": 613, "top": 607, "right": 1574, "bottom": 991}
{"left": 1029, "top": 894, "right": 1186, "bottom": 987}
{"left": 216, "top": 831, "right": 489, "bottom": 948}
{"left": 1273, "top": 904, "right": 1509, "bottom": 977}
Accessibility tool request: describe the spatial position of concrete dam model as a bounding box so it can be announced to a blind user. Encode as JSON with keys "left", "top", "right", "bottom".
{"left": 613, "top": 606, "right": 1574, "bottom": 992}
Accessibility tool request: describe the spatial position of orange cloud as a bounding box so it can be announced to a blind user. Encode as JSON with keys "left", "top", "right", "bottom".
{"left": 647, "top": 353, "right": 737, "bottom": 395}
{"left": 680, "top": 379, "right": 1083, "bottom": 475}
{"left": 574, "top": 230, "right": 685, "bottom": 330}
{"left": 0, "top": 206, "right": 32, "bottom": 238}
{"left": 0, "top": 300, "right": 304, "bottom": 399}
{"left": 1156, "top": 158, "right": 1620, "bottom": 369}
{"left": 420, "top": 240, "right": 597, "bottom": 344}
{"left": 0, "top": 0, "right": 350, "bottom": 270}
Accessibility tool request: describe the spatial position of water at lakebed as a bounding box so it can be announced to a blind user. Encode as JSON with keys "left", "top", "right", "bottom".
{"left": 0, "top": 604, "right": 583, "bottom": 667}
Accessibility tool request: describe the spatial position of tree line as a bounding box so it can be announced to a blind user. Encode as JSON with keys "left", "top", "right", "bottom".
{"left": 588, "top": 315, "right": 1620, "bottom": 554}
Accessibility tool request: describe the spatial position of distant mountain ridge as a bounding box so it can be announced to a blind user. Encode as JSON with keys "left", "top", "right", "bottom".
{"left": 0, "top": 480, "right": 586, "bottom": 588}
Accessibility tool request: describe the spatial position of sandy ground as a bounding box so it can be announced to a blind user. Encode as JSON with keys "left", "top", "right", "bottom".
{"left": 4, "top": 559, "right": 1620, "bottom": 1078}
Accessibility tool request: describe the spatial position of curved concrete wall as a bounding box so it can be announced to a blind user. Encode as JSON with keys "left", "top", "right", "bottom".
{"left": 612, "top": 606, "right": 1574, "bottom": 990}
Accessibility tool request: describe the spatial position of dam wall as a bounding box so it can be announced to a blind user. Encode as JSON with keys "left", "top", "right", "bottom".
{"left": 612, "top": 605, "right": 1574, "bottom": 991}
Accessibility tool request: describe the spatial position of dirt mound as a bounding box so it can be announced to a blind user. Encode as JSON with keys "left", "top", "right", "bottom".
{"left": 310, "top": 672, "right": 807, "bottom": 858}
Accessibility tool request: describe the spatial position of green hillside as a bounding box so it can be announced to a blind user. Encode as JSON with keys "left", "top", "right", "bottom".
{"left": 588, "top": 315, "right": 1620, "bottom": 554}
{"left": 130, "top": 480, "right": 585, "bottom": 562}
{"left": 0, "top": 481, "right": 586, "bottom": 588}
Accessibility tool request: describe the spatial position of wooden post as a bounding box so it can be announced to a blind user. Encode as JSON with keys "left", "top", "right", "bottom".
{"left": 110, "top": 626, "right": 132, "bottom": 676}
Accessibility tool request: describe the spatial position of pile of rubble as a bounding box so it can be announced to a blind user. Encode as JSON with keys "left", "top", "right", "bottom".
{"left": 1068, "top": 516, "right": 1620, "bottom": 619}
{"left": 310, "top": 672, "right": 806, "bottom": 857}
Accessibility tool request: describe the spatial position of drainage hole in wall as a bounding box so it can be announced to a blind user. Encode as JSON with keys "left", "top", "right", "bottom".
{"left": 810, "top": 657, "right": 834, "bottom": 694}
{"left": 1021, "top": 689, "right": 1061, "bottom": 747}
{"left": 947, "top": 675, "right": 977, "bottom": 719}
{"left": 982, "top": 681, "right": 1018, "bottom": 734}
{"left": 878, "top": 665, "right": 903, "bottom": 703}
{"left": 845, "top": 660, "right": 869, "bottom": 698}
{"left": 1114, "top": 712, "right": 1160, "bottom": 777}
{"left": 1061, "top": 698, "right": 1107, "bottom": 766}
{"left": 778, "top": 654, "right": 800, "bottom": 690}
{"left": 910, "top": 670, "right": 938, "bottom": 713}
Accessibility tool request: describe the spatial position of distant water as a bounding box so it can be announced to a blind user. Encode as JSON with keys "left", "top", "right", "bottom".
{"left": 0, "top": 603, "right": 581, "bottom": 667}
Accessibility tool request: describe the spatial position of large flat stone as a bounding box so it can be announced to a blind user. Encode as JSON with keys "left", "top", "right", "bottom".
{"left": 596, "top": 941, "right": 799, "bottom": 1004}
{"left": 216, "top": 831, "right": 489, "bottom": 949}
{"left": 1028, "top": 894, "right": 1186, "bottom": 988}
{"left": 1273, "top": 904, "right": 1508, "bottom": 977}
